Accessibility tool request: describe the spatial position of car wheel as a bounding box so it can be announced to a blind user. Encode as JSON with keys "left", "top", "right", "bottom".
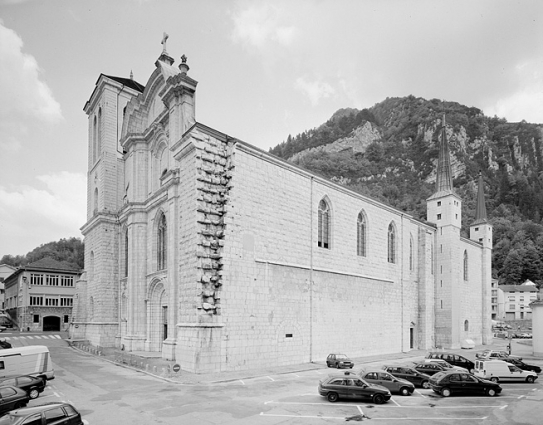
{"left": 421, "top": 380, "right": 430, "bottom": 389}
{"left": 526, "top": 376, "right": 535, "bottom": 383}
{"left": 336, "top": 363, "right": 340, "bottom": 369}
{"left": 400, "top": 387, "right": 411, "bottom": 396}
{"left": 327, "top": 392, "right": 339, "bottom": 403}
{"left": 487, "top": 388, "right": 497, "bottom": 397}
{"left": 372, "top": 394, "right": 385, "bottom": 404}
{"left": 441, "top": 388, "right": 451, "bottom": 397}
{"left": 490, "top": 377, "right": 499, "bottom": 383}
{"left": 29, "top": 388, "right": 39, "bottom": 399}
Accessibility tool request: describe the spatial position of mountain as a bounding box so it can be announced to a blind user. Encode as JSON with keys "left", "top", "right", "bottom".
{"left": 270, "top": 96, "right": 543, "bottom": 286}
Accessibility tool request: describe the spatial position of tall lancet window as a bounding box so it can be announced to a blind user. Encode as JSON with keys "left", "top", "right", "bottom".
{"left": 318, "top": 199, "right": 330, "bottom": 249}
{"left": 157, "top": 213, "right": 167, "bottom": 270}
{"left": 124, "top": 228, "right": 129, "bottom": 278}
{"left": 387, "top": 223, "right": 396, "bottom": 264}
{"left": 357, "top": 211, "right": 366, "bottom": 256}
{"left": 463, "top": 250, "right": 468, "bottom": 281}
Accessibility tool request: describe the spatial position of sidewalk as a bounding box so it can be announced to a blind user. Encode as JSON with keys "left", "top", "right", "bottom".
{"left": 67, "top": 337, "right": 541, "bottom": 385}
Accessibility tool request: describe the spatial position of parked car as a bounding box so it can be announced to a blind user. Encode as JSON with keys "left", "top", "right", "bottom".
{"left": 429, "top": 371, "right": 502, "bottom": 397}
{"left": 0, "top": 341, "right": 11, "bottom": 350}
{"left": 519, "top": 333, "right": 532, "bottom": 339}
{"left": 474, "top": 360, "right": 538, "bottom": 383}
{"left": 423, "top": 359, "right": 468, "bottom": 373}
{"left": 326, "top": 354, "right": 353, "bottom": 369}
{"left": 382, "top": 365, "right": 432, "bottom": 389}
{"left": 425, "top": 352, "right": 475, "bottom": 372}
{"left": 354, "top": 368, "right": 415, "bottom": 396}
{"left": 476, "top": 350, "right": 522, "bottom": 361}
{"left": 318, "top": 375, "right": 391, "bottom": 404}
{"left": 0, "top": 402, "right": 83, "bottom": 424}
{"left": 0, "top": 386, "right": 29, "bottom": 417}
{"left": 413, "top": 362, "right": 449, "bottom": 376}
{"left": 0, "top": 375, "right": 46, "bottom": 400}
{"left": 503, "top": 358, "right": 542, "bottom": 374}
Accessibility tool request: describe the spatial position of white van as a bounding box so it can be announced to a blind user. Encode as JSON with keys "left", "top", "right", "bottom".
{"left": 474, "top": 360, "right": 537, "bottom": 383}
{"left": 0, "top": 345, "right": 54, "bottom": 381}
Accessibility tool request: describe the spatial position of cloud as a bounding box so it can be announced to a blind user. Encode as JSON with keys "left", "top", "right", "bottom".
{"left": 0, "top": 172, "right": 86, "bottom": 256}
{"left": 0, "top": 22, "right": 62, "bottom": 152}
{"left": 230, "top": 3, "right": 298, "bottom": 48}
{"left": 484, "top": 60, "right": 543, "bottom": 123}
{"left": 295, "top": 76, "right": 335, "bottom": 106}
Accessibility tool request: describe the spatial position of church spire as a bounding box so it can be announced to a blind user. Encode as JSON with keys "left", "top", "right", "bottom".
{"left": 473, "top": 171, "right": 488, "bottom": 224}
{"left": 435, "top": 114, "right": 454, "bottom": 195}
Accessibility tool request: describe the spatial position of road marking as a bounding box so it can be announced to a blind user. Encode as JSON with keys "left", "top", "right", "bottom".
{"left": 266, "top": 376, "right": 275, "bottom": 382}
{"left": 293, "top": 374, "right": 301, "bottom": 378}
{"left": 390, "top": 398, "right": 401, "bottom": 407}
{"left": 356, "top": 405, "right": 364, "bottom": 415}
{"left": 518, "top": 395, "right": 525, "bottom": 399}
{"left": 261, "top": 412, "right": 345, "bottom": 419}
{"left": 415, "top": 389, "right": 426, "bottom": 398}
{"left": 238, "top": 380, "right": 245, "bottom": 385}
{"left": 500, "top": 405, "right": 508, "bottom": 409}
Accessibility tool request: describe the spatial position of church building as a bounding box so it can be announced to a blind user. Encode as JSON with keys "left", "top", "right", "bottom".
{"left": 70, "top": 40, "right": 493, "bottom": 373}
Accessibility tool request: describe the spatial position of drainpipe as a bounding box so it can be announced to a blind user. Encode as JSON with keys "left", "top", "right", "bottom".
{"left": 310, "top": 176, "right": 314, "bottom": 363}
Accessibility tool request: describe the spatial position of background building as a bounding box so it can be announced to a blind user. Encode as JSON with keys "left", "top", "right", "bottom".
{"left": 71, "top": 43, "right": 493, "bottom": 373}
{"left": 0, "top": 264, "right": 16, "bottom": 310}
{"left": 3, "top": 258, "right": 80, "bottom": 331}
{"left": 497, "top": 280, "right": 538, "bottom": 321}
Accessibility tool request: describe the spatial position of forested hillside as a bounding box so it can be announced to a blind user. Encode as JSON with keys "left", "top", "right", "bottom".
{"left": 270, "top": 96, "right": 543, "bottom": 286}
{"left": 1, "top": 237, "right": 84, "bottom": 270}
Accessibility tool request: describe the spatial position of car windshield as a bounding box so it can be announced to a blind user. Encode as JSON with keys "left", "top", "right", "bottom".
{"left": 336, "top": 354, "right": 348, "bottom": 360}
{"left": 0, "top": 415, "right": 25, "bottom": 425}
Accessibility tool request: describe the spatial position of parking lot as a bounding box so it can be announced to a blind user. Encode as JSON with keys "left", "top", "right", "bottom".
{"left": 226, "top": 355, "right": 543, "bottom": 424}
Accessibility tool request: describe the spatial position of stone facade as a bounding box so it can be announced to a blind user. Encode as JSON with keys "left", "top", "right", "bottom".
{"left": 71, "top": 47, "right": 493, "bottom": 373}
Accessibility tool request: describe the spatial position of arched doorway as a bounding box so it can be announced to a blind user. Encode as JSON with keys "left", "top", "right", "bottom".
{"left": 148, "top": 280, "right": 167, "bottom": 352}
{"left": 43, "top": 316, "right": 61, "bottom": 332}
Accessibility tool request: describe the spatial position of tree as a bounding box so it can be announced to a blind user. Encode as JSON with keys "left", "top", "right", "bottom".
{"left": 500, "top": 249, "right": 523, "bottom": 284}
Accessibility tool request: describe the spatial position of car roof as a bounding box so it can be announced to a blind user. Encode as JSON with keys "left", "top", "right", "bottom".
{"left": 8, "top": 402, "right": 74, "bottom": 416}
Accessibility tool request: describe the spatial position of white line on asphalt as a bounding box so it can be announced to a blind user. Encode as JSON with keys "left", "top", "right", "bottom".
{"left": 314, "top": 370, "right": 322, "bottom": 374}
{"left": 38, "top": 394, "right": 55, "bottom": 400}
{"left": 415, "top": 389, "right": 426, "bottom": 398}
{"left": 266, "top": 376, "right": 275, "bottom": 382}
{"left": 390, "top": 398, "right": 401, "bottom": 407}
{"left": 293, "top": 374, "right": 300, "bottom": 378}
{"left": 239, "top": 380, "right": 245, "bottom": 385}
{"left": 356, "top": 405, "right": 364, "bottom": 415}
{"left": 261, "top": 413, "right": 345, "bottom": 420}
{"left": 27, "top": 336, "right": 33, "bottom": 339}
{"left": 264, "top": 401, "right": 358, "bottom": 407}
{"left": 53, "top": 392, "right": 59, "bottom": 397}
{"left": 54, "top": 335, "right": 61, "bottom": 339}
{"left": 397, "top": 405, "right": 508, "bottom": 409}
{"left": 518, "top": 395, "right": 525, "bottom": 399}
{"left": 500, "top": 405, "right": 508, "bottom": 409}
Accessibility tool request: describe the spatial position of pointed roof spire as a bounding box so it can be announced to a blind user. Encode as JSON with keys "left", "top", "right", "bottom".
{"left": 473, "top": 171, "right": 488, "bottom": 224}
{"left": 130, "top": 70, "right": 133, "bottom": 80}
{"left": 434, "top": 114, "right": 455, "bottom": 195}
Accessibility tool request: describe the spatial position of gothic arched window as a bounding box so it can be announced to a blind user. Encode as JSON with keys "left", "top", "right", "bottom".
{"left": 463, "top": 250, "right": 468, "bottom": 281}
{"left": 93, "top": 188, "right": 98, "bottom": 214}
{"left": 92, "top": 115, "right": 97, "bottom": 163}
{"left": 357, "top": 211, "right": 366, "bottom": 256}
{"left": 387, "top": 223, "right": 396, "bottom": 264}
{"left": 409, "top": 235, "right": 414, "bottom": 271}
{"left": 318, "top": 199, "right": 330, "bottom": 249}
{"left": 97, "top": 108, "right": 102, "bottom": 158}
{"left": 124, "top": 228, "right": 129, "bottom": 278}
{"left": 157, "top": 213, "right": 167, "bottom": 270}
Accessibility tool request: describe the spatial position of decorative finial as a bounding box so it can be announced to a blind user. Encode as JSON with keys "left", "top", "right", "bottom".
{"left": 179, "top": 54, "right": 190, "bottom": 74}
{"left": 130, "top": 70, "right": 133, "bottom": 80}
{"left": 161, "top": 32, "right": 169, "bottom": 54}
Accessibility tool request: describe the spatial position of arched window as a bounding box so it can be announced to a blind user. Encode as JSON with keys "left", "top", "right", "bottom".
{"left": 464, "top": 320, "right": 469, "bottom": 331}
{"left": 92, "top": 115, "right": 97, "bottom": 163}
{"left": 357, "top": 211, "right": 366, "bottom": 256}
{"left": 89, "top": 251, "right": 94, "bottom": 282}
{"left": 463, "top": 250, "right": 468, "bottom": 281}
{"left": 409, "top": 237, "right": 413, "bottom": 270}
{"left": 93, "top": 188, "right": 98, "bottom": 214}
{"left": 97, "top": 107, "right": 102, "bottom": 158}
{"left": 318, "top": 199, "right": 330, "bottom": 249}
{"left": 157, "top": 213, "right": 167, "bottom": 270}
{"left": 387, "top": 223, "right": 396, "bottom": 264}
{"left": 124, "top": 228, "right": 129, "bottom": 278}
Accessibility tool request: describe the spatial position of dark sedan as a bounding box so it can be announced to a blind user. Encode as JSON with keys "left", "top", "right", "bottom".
{"left": 504, "top": 358, "right": 542, "bottom": 374}
{"left": 383, "top": 365, "right": 432, "bottom": 388}
{"left": 0, "top": 402, "right": 83, "bottom": 424}
{"left": 0, "top": 376, "right": 46, "bottom": 400}
{"left": 318, "top": 375, "right": 391, "bottom": 404}
{"left": 0, "top": 386, "right": 29, "bottom": 416}
{"left": 429, "top": 371, "right": 502, "bottom": 397}
{"left": 413, "top": 362, "right": 448, "bottom": 376}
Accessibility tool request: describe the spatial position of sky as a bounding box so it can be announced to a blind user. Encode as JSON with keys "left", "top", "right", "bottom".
{"left": 0, "top": 0, "right": 542, "bottom": 257}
